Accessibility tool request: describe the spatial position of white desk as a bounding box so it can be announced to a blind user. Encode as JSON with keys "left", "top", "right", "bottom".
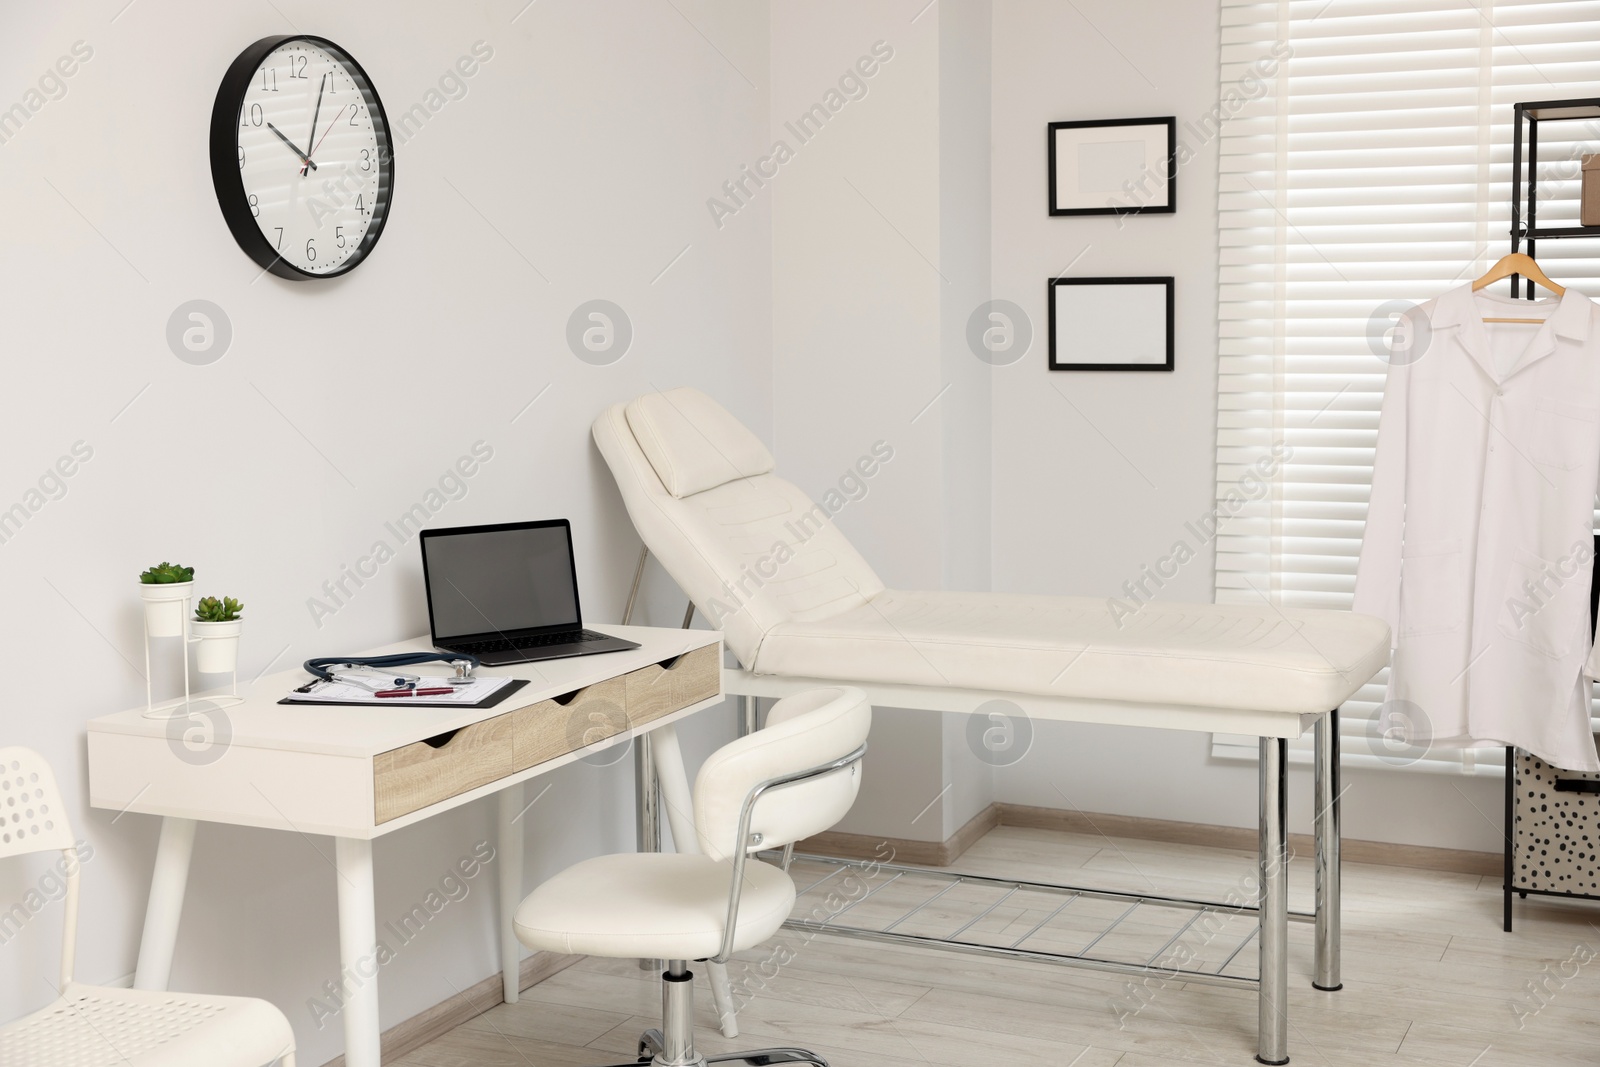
{"left": 87, "top": 625, "right": 722, "bottom": 1067}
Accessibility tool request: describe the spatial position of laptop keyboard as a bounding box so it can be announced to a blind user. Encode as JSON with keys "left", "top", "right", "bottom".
{"left": 450, "top": 630, "right": 611, "bottom": 655}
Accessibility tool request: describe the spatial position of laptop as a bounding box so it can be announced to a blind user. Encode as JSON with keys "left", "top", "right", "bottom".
{"left": 420, "top": 519, "right": 640, "bottom": 666}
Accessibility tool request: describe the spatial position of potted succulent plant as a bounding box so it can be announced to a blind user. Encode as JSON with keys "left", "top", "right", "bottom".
{"left": 138, "top": 562, "right": 195, "bottom": 637}
{"left": 191, "top": 596, "right": 244, "bottom": 673}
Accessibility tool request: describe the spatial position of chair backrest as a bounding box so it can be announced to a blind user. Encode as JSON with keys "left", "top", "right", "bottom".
{"left": 0, "top": 747, "right": 74, "bottom": 859}
{"left": 0, "top": 746, "right": 81, "bottom": 986}
{"left": 592, "top": 389, "right": 884, "bottom": 668}
{"left": 693, "top": 687, "right": 870, "bottom": 862}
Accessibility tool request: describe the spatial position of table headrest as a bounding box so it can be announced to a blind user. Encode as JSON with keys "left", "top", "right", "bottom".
{"left": 624, "top": 388, "right": 775, "bottom": 498}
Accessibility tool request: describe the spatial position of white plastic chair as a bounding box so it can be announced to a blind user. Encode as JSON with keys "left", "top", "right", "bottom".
{"left": 514, "top": 687, "right": 870, "bottom": 1067}
{"left": 0, "top": 746, "right": 295, "bottom": 1067}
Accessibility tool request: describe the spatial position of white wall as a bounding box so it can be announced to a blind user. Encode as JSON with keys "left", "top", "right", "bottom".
{"left": 985, "top": 0, "right": 1503, "bottom": 851}
{"left": 0, "top": 2, "right": 769, "bottom": 1063}
{"left": 767, "top": 1, "right": 999, "bottom": 843}
{"left": 767, "top": 2, "right": 947, "bottom": 843}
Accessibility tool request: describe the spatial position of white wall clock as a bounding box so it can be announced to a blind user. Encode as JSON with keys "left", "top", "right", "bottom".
{"left": 209, "top": 36, "right": 394, "bottom": 279}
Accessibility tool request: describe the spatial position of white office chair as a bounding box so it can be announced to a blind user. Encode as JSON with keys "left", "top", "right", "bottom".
{"left": 514, "top": 687, "right": 869, "bottom": 1067}
{"left": 0, "top": 747, "right": 296, "bottom": 1067}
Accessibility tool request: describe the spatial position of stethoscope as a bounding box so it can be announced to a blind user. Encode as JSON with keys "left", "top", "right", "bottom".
{"left": 302, "top": 652, "right": 481, "bottom": 694}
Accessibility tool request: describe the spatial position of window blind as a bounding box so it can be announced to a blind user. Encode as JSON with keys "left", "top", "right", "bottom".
{"left": 1213, "top": 0, "right": 1600, "bottom": 773}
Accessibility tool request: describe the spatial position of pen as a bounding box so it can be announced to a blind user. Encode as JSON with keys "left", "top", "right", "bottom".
{"left": 375, "top": 687, "right": 457, "bottom": 698}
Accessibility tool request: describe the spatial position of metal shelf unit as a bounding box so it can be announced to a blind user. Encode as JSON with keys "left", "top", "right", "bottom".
{"left": 1510, "top": 97, "right": 1600, "bottom": 294}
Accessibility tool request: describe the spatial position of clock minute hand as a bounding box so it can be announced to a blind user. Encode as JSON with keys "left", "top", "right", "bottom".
{"left": 305, "top": 73, "right": 326, "bottom": 174}
{"left": 266, "top": 122, "right": 318, "bottom": 172}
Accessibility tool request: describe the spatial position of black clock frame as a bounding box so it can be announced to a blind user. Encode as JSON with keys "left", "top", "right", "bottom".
{"left": 209, "top": 35, "right": 394, "bottom": 280}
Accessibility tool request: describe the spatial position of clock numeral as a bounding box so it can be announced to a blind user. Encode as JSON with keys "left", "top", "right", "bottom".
{"left": 242, "top": 103, "right": 263, "bottom": 127}
{"left": 249, "top": 193, "right": 259, "bottom": 218}
{"left": 274, "top": 227, "right": 283, "bottom": 250}
{"left": 356, "top": 194, "right": 366, "bottom": 216}
{"left": 349, "top": 107, "right": 361, "bottom": 126}
{"left": 237, "top": 146, "right": 245, "bottom": 169}
{"left": 261, "top": 67, "right": 278, "bottom": 91}
{"left": 289, "top": 54, "right": 307, "bottom": 78}
{"left": 305, "top": 238, "right": 317, "bottom": 262}
{"left": 336, "top": 225, "right": 346, "bottom": 249}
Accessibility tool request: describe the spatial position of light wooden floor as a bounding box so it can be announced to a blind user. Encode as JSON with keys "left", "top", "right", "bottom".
{"left": 395, "top": 825, "right": 1600, "bottom": 1066}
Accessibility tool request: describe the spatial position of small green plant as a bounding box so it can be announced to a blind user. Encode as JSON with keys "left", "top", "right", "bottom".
{"left": 194, "top": 596, "right": 243, "bottom": 623}
{"left": 139, "top": 562, "right": 194, "bottom": 584}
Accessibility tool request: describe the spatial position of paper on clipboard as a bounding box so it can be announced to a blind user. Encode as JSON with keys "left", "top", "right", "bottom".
{"left": 283, "top": 676, "right": 515, "bottom": 706}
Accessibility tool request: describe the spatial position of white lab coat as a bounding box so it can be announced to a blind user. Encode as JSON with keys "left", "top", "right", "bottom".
{"left": 1354, "top": 283, "right": 1600, "bottom": 772}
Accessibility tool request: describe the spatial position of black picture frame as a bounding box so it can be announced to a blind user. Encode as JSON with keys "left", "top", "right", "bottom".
{"left": 1048, "top": 276, "right": 1174, "bottom": 372}
{"left": 209, "top": 35, "right": 395, "bottom": 280}
{"left": 1047, "top": 116, "right": 1176, "bottom": 217}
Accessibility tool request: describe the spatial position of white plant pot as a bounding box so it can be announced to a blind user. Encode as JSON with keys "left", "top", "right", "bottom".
{"left": 139, "top": 581, "right": 194, "bottom": 638}
{"left": 191, "top": 618, "right": 242, "bottom": 674}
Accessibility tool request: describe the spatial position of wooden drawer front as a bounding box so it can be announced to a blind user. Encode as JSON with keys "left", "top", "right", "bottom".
{"left": 625, "top": 644, "right": 721, "bottom": 728}
{"left": 513, "top": 676, "right": 628, "bottom": 773}
{"left": 374, "top": 713, "right": 516, "bottom": 824}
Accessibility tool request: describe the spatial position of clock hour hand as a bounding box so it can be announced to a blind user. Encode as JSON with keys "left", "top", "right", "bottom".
{"left": 266, "top": 122, "right": 318, "bottom": 173}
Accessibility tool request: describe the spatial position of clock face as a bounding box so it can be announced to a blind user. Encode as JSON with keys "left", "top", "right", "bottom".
{"left": 211, "top": 36, "right": 393, "bottom": 279}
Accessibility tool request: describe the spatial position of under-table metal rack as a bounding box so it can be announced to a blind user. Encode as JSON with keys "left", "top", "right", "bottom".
{"left": 778, "top": 853, "right": 1317, "bottom": 991}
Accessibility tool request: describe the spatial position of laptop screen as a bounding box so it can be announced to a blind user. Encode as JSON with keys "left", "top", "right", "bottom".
{"left": 422, "top": 522, "right": 582, "bottom": 641}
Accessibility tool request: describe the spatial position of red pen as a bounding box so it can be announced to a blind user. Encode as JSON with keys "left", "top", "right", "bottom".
{"left": 375, "top": 687, "right": 457, "bottom": 698}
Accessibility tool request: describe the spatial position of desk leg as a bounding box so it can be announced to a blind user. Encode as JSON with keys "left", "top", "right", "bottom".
{"left": 133, "top": 816, "right": 197, "bottom": 991}
{"left": 635, "top": 730, "right": 661, "bottom": 977}
{"left": 1258, "top": 737, "right": 1289, "bottom": 1066}
{"left": 1313, "top": 709, "right": 1342, "bottom": 992}
{"left": 336, "top": 837, "right": 381, "bottom": 1067}
{"left": 498, "top": 783, "right": 525, "bottom": 1004}
{"left": 649, "top": 725, "right": 740, "bottom": 1037}
{"left": 636, "top": 731, "right": 661, "bottom": 853}
{"left": 650, "top": 725, "right": 695, "bottom": 851}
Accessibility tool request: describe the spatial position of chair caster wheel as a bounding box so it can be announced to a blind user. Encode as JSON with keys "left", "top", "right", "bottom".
{"left": 638, "top": 1028, "right": 665, "bottom": 1061}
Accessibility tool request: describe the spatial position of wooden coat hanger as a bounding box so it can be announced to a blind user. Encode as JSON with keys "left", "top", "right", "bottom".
{"left": 1471, "top": 252, "right": 1565, "bottom": 324}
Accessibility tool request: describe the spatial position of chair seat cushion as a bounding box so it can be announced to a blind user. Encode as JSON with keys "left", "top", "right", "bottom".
{"left": 0, "top": 983, "right": 293, "bottom": 1067}
{"left": 513, "top": 853, "right": 795, "bottom": 960}
{"left": 752, "top": 590, "right": 1391, "bottom": 714}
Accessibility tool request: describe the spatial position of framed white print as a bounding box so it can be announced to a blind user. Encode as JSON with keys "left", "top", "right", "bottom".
{"left": 1048, "top": 277, "right": 1174, "bottom": 371}
{"left": 1047, "top": 117, "right": 1176, "bottom": 216}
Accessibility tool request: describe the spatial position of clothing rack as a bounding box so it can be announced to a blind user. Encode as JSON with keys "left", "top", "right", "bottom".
{"left": 1500, "top": 99, "right": 1600, "bottom": 928}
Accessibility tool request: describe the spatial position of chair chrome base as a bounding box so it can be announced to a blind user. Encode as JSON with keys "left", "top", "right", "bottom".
{"left": 598, "top": 1043, "right": 828, "bottom": 1067}
{"left": 590, "top": 965, "right": 829, "bottom": 1067}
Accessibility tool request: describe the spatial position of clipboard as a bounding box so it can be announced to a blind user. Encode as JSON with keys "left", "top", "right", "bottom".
{"left": 279, "top": 677, "right": 531, "bottom": 709}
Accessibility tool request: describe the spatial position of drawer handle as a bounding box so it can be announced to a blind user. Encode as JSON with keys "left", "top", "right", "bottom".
{"left": 423, "top": 729, "right": 462, "bottom": 749}
{"left": 1555, "top": 779, "right": 1600, "bottom": 794}
{"left": 654, "top": 654, "right": 684, "bottom": 670}
{"left": 552, "top": 689, "right": 582, "bottom": 706}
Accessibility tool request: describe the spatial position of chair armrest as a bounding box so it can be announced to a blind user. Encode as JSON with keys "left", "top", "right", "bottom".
{"left": 711, "top": 743, "right": 867, "bottom": 964}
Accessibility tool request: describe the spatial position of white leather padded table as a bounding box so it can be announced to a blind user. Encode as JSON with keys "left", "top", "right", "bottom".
{"left": 593, "top": 388, "right": 1392, "bottom": 1065}
{"left": 87, "top": 625, "right": 722, "bottom": 1067}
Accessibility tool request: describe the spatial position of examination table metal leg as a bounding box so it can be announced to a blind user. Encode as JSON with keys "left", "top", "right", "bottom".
{"left": 1313, "top": 709, "right": 1342, "bottom": 992}
{"left": 1258, "top": 737, "right": 1289, "bottom": 1065}
{"left": 133, "top": 816, "right": 197, "bottom": 991}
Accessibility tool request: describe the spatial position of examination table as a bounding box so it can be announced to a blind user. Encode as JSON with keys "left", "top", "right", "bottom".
{"left": 593, "top": 387, "right": 1390, "bottom": 1065}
